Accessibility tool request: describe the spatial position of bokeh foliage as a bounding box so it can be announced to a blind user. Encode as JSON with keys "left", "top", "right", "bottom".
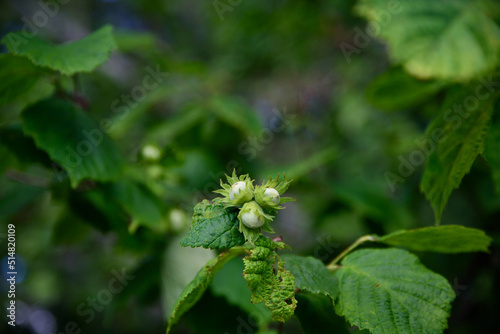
{"left": 1, "top": 0, "right": 500, "bottom": 333}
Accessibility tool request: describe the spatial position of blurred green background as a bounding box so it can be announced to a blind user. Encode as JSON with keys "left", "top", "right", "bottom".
{"left": 1, "top": 0, "right": 499, "bottom": 333}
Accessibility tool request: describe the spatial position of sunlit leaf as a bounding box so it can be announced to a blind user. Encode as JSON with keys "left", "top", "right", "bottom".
{"left": 357, "top": 0, "right": 500, "bottom": 81}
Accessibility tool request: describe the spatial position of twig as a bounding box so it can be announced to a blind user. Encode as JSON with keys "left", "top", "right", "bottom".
{"left": 326, "top": 235, "right": 378, "bottom": 270}
{"left": 277, "top": 322, "right": 283, "bottom": 334}
{"left": 5, "top": 169, "right": 50, "bottom": 188}
{"left": 72, "top": 74, "right": 81, "bottom": 94}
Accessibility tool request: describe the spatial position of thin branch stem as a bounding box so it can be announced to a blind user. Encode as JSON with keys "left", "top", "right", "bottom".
{"left": 277, "top": 322, "right": 283, "bottom": 334}
{"left": 326, "top": 235, "right": 378, "bottom": 270}
{"left": 5, "top": 169, "right": 50, "bottom": 188}
{"left": 72, "top": 74, "right": 80, "bottom": 93}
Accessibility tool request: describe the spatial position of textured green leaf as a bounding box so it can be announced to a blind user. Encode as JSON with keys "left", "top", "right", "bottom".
{"left": 366, "top": 67, "right": 446, "bottom": 111}
{"left": 483, "top": 106, "right": 500, "bottom": 194}
{"left": 166, "top": 247, "right": 245, "bottom": 333}
{"left": 103, "top": 180, "right": 165, "bottom": 232}
{"left": 181, "top": 198, "right": 245, "bottom": 250}
{"left": 21, "top": 98, "right": 125, "bottom": 187}
{"left": 295, "top": 293, "right": 349, "bottom": 334}
{"left": 2, "top": 25, "right": 116, "bottom": 76}
{"left": 333, "top": 248, "right": 455, "bottom": 334}
{"left": 243, "top": 236, "right": 297, "bottom": 322}
{"left": 421, "top": 87, "right": 493, "bottom": 222}
{"left": 356, "top": 0, "right": 500, "bottom": 81}
{"left": 378, "top": 225, "right": 492, "bottom": 253}
{"left": 0, "top": 54, "right": 52, "bottom": 108}
{"left": 281, "top": 254, "right": 338, "bottom": 299}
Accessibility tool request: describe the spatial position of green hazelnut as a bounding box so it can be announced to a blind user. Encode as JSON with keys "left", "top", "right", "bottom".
{"left": 239, "top": 201, "right": 269, "bottom": 228}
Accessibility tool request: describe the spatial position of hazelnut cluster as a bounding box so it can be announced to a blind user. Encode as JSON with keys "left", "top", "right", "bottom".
{"left": 214, "top": 171, "right": 293, "bottom": 243}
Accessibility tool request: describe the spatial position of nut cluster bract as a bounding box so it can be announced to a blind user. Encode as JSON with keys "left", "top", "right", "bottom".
{"left": 214, "top": 170, "right": 294, "bottom": 243}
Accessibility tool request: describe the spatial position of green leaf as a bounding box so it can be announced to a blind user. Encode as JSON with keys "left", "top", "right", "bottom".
{"left": 483, "top": 106, "right": 500, "bottom": 194}
{"left": 148, "top": 107, "right": 206, "bottom": 143}
{"left": 166, "top": 247, "right": 245, "bottom": 333}
{"left": 378, "top": 225, "right": 492, "bottom": 253}
{"left": 366, "top": 67, "right": 446, "bottom": 111}
{"left": 181, "top": 198, "right": 245, "bottom": 250}
{"left": 21, "top": 98, "right": 125, "bottom": 187}
{"left": 331, "top": 181, "right": 413, "bottom": 230}
{"left": 209, "top": 96, "right": 262, "bottom": 136}
{"left": 356, "top": 0, "right": 500, "bottom": 81}
{"left": 108, "top": 86, "right": 171, "bottom": 139}
{"left": 421, "top": 88, "right": 493, "bottom": 222}
{"left": 0, "top": 124, "right": 52, "bottom": 167}
{"left": 243, "top": 236, "right": 297, "bottom": 322}
{"left": 103, "top": 180, "right": 165, "bottom": 232}
{"left": 114, "top": 30, "right": 157, "bottom": 52}
{"left": 0, "top": 54, "right": 52, "bottom": 108}
{"left": 295, "top": 293, "right": 349, "bottom": 334}
{"left": 2, "top": 25, "right": 116, "bottom": 76}
{"left": 211, "top": 257, "right": 272, "bottom": 326}
{"left": 0, "top": 179, "right": 46, "bottom": 219}
{"left": 261, "top": 147, "right": 339, "bottom": 180}
{"left": 281, "top": 254, "right": 338, "bottom": 299}
{"left": 162, "top": 235, "right": 215, "bottom": 321}
{"left": 333, "top": 248, "right": 455, "bottom": 334}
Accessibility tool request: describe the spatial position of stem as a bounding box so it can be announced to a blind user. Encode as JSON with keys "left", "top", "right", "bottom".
{"left": 53, "top": 75, "right": 90, "bottom": 110}
{"left": 326, "top": 235, "right": 378, "bottom": 270}
{"left": 72, "top": 74, "right": 81, "bottom": 93}
{"left": 5, "top": 169, "right": 50, "bottom": 188}
{"left": 277, "top": 322, "right": 283, "bottom": 334}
